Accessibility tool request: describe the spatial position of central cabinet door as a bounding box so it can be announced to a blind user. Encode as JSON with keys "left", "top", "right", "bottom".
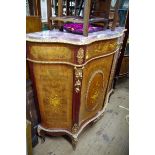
{"left": 79, "top": 55, "right": 114, "bottom": 125}
{"left": 33, "top": 64, "right": 73, "bottom": 130}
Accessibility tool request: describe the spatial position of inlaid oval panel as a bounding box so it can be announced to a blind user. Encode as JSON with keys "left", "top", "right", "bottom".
{"left": 85, "top": 70, "right": 104, "bottom": 111}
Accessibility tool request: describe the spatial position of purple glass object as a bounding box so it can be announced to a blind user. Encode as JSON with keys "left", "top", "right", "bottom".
{"left": 63, "top": 23, "right": 104, "bottom": 34}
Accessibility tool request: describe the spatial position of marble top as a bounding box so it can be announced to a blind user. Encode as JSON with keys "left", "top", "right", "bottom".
{"left": 26, "top": 27, "right": 125, "bottom": 45}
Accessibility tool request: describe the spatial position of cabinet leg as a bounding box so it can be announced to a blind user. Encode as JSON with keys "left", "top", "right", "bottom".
{"left": 90, "top": 120, "right": 95, "bottom": 126}
{"left": 72, "top": 137, "right": 78, "bottom": 150}
{"left": 40, "top": 135, "right": 45, "bottom": 143}
{"left": 37, "top": 126, "right": 45, "bottom": 143}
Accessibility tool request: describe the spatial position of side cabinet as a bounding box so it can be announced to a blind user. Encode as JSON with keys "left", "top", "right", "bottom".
{"left": 27, "top": 37, "right": 121, "bottom": 150}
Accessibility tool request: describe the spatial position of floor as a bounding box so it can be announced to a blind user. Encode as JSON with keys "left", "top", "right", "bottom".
{"left": 33, "top": 77, "right": 129, "bottom": 155}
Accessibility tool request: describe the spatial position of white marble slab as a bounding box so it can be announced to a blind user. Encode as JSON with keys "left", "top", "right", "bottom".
{"left": 26, "top": 27, "right": 125, "bottom": 45}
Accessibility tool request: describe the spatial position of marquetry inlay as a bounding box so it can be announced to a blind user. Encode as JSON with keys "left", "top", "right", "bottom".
{"left": 29, "top": 45, "right": 74, "bottom": 62}
{"left": 48, "top": 95, "right": 61, "bottom": 113}
{"left": 86, "top": 39, "right": 117, "bottom": 60}
{"left": 85, "top": 70, "right": 104, "bottom": 112}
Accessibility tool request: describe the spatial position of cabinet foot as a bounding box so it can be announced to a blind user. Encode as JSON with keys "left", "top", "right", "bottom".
{"left": 37, "top": 126, "right": 45, "bottom": 143}
{"left": 72, "top": 137, "right": 78, "bottom": 150}
{"left": 40, "top": 136, "right": 45, "bottom": 143}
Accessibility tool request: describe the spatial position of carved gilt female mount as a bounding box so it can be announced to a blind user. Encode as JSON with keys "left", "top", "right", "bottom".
{"left": 74, "top": 67, "right": 83, "bottom": 93}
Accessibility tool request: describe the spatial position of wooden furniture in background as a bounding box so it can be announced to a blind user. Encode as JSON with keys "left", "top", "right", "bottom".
{"left": 27, "top": 0, "right": 41, "bottom": 16}
{"left": 111, "top": 0, "right": 120, "bottom": 30}
{"left": 33, "top": 0, "right": 41, "bottom": 16}
{"left": 26, "top": 27, "right": 125, "bottom": 149}
{"left": 27, "top": 0, "right": 34, "bottom": 15}
{"left": 47, "top": 0, "right": 53, "bottom": 29}
{"left": 26, "top": 16, "right": 42, "bottom": 147}
{"left": 26, "top": 63, "right": 30, "bottom": 80}
{"left": 114, "top": 10, "right": 128, "bottom": 85}
{"left": 119, "top": 55, "right": 129, "bottom": 76}
{"left": 26, "top": 16, "right": 42, "bottom": 33}
{"left": 26, "top": 120, "right": 33, "bottom": 155}
{"left": 50, "top": 0, "right": 120, "bottom": 36}
{"left": 26, "top": 79, "right": 39, "bottom": 147}
{"left": 26, "top": 16, "right": 42, "bottom": 79}
{"left": 92, "top": 0, "right": 111, "bottom": 16}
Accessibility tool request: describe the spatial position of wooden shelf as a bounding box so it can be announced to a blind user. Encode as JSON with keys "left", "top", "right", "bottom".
{"left": 50, "top": 16, "right": 108, "bottom": 24}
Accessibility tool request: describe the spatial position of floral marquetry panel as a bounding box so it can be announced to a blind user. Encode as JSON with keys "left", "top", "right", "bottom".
{"left": 28, "top": 43, "right": 75, "bottom": 63}
{"left": 79, "top": 55, "right": 114, "bottom": 125}
{"left": 85, "top": 39, "right": 117, "bottom": 60}
{"left": 33, "top": 64, "right": 73, "bottom": 129}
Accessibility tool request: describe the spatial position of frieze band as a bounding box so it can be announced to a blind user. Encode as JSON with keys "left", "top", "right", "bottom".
{"left": 27, "top": 49, "right": 119, "bottom": 67}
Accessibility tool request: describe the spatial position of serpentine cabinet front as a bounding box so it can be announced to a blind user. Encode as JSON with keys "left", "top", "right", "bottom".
{"left": 26, "top": 29, "right": 124, "bottom": 150}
